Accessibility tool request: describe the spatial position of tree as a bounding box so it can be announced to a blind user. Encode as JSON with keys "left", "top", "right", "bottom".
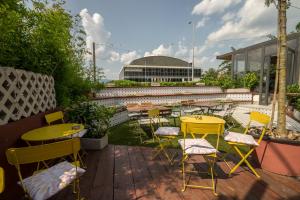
{"left": 0, "top": 0, "right": 92, "bottom": 106}
{"left": 217, "top": 60, "right": 231, "bottom": 76}
{"left": 265, "top": 0, "right": 288, "bottom": 136}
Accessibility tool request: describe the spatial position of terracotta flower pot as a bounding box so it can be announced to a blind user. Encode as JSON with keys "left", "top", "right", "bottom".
{"left": 254, "top": 138, "right": 300, "bottom": 176}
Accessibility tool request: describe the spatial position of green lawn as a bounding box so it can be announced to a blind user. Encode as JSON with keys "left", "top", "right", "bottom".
{"left": 108, "top": 116, "right": 248, "bottom": 153}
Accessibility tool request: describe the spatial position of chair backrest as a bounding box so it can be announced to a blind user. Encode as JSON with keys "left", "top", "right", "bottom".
{"left": 6, "top": 138, "right": 81, "bottom": 197}
{"left": 148, "top": 108, "right": 160, "bottom": 118}
{"left": 45, "top": 111, "right": 64, "bottom": 125}
{"left": 182, "top": 122, "right": 224, "bottom": 138}
{"left": 6, "top": 138, "right": 80, "bottom": 167}
{"left": 183, "top": 122, "right": 224, "bottom": 156}
{"left": 246, "top": 111, "right": 271, "bottom": 144}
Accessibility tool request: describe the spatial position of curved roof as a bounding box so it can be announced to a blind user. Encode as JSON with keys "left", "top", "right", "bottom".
{"left": 129, "top": 56, "right": 191, "bottom": 67}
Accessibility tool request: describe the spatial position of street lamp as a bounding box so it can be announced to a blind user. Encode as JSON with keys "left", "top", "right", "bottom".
{"left": 188, "top": 21, "right": 195, "bottom": 81}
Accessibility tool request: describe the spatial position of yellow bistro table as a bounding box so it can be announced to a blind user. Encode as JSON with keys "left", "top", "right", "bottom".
{"left": 0, "top": 167, "right": 4, "bottom": 194}
{"left": 180, "top": 115, "right": 225, "bottom": 137}
{"left": 21, "top": 123, "right": 85, "bottom": 142}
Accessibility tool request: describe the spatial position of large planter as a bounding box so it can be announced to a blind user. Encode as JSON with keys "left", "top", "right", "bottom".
{"left": 80, "top": 134, "right": 108, "bottom": 150}
{"left": 254, "top": 136, "right": 300, "bottom": 176}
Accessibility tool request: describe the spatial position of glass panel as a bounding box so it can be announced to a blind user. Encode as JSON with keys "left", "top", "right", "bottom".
{"left": 248, "top": 48, "right": 262, "bottom": 73}
{"left": 265, "top": 44, "right": 277, "bottom": 56}
{"left": 287, "top": 39, "right": 297, "bottom": 50}
{"left": 234, "top": 53, "right": 245, "bottom": 77}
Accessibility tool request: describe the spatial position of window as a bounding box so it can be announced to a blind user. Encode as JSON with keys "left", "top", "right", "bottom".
{"left": 234, "top": 53, "right": 245, "bottom": 77}
{"left": 248, "top": 48, "right": 262, "bottom": 73}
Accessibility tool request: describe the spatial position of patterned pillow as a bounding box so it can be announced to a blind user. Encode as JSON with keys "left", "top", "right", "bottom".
{"left": 20, "top": 161, "right": 85, "bottom": 200}
{"left": 178, "top": 138, "right": 217, "bottom": 155}
{"left": 155, "top": 127, "right": 180, "bottom": 136}
{"left": 224, "top": 131, "right": 258, "bottom": 146}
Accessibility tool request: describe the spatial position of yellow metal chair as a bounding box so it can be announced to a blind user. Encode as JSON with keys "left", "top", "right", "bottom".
{"left": 179, "top": 121, "right": 224, "bottom": 196}
{"left": 44, "top": 111, "right": 87, "bottom": 168}
{"left": 6, "top": 138, "right": 85, "bottom": 200}
{"left": 224, "top": 111, "right": 270, "bottom": 178}
{"left": 45, "top": 111, "right": 65, "bottom": 125}
{"left": 148, "top": 109, "right": 180, "bottom": 165}
{"left": 0, "top": 167, "right": 4, "bottom": 194}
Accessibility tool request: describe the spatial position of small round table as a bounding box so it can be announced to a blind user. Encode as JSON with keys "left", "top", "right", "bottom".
{"left": 180, "top": 115, "right": 225, "bottom": 136}
{"left": 21, "top": 123, "right": 85, "bottom": 142}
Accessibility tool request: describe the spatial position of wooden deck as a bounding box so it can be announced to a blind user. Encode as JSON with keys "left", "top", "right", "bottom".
{"left": 52, "top": 145, "right": 300, "bottom": 200}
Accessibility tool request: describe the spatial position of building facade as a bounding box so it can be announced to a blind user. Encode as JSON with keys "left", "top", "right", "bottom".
{"left": 119, "top": 56, "right": 201, "bottom": 82}
{"left": 217, "top": 32, "right": 300, "bottom": 105}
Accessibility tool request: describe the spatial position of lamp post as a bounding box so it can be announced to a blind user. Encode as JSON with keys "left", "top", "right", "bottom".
{"left": 188, "top": 21, "right": 195, "bottom": 81}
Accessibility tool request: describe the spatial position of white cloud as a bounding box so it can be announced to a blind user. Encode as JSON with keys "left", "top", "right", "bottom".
{"left": 207, "top": 0, "right": 300, "bottom": 44}
{"left": 222, "top": 12, "right": 236, "bottom": 22}
{"left": 144, "top": 44, "right": 173, "bottom": 57}
{"left": 192, "top": 0, "right": 241, "bottom": 16}
{"left": 121, "top": 51, "right": 140, "bottom": 64}
{"left": 80, "top": 9, "right": 113, "bottom": 61}
{"left": 196, "top": 17, "right": 210, "bottom": 28}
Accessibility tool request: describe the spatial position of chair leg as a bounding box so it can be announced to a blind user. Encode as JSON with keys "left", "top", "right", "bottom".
{"left": 229, "top": 146, "right": 260, "bottom": 178}
{"left": 181, "top": 154, "right": 187, "bottom": 192}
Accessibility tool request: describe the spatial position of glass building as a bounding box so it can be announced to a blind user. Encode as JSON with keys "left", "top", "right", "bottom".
{"left": 217, "top": 32, "right": 300, "bottom": 105}
{"left": 119, "top": 56, "right": 201, "bottom": 82}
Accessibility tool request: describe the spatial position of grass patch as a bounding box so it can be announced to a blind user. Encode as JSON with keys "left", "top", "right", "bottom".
{"left": 107, "top": 116, "right": 248, "bottom": 153}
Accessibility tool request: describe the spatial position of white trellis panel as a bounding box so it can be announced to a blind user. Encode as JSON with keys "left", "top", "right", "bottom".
{"left": 0, "top": 67, "right": 56, "bottom": 125}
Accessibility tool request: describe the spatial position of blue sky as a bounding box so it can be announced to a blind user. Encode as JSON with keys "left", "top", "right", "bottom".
{"left": 64, "top": 0, "right": 300, "bottom": 80}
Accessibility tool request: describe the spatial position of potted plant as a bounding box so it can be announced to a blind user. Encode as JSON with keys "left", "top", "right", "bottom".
{"left": 286, "top": 84, "right": 300, "bottom": 120}
{"left": 67, "top": 102, "right": 116, "bottom": 150}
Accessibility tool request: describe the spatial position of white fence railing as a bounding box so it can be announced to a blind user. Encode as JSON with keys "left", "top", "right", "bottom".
{"left": 96, "top": 86, "right": 223, "bottom": 98}
{"left": 0, "top": 67, "right": 56, "bottom": 125}
{"left": 94, "top": 87, "right": 252, "bottom": 107}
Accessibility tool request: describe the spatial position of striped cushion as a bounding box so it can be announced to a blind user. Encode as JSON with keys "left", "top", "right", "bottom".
{"left": 178, "top": 139, "right": 217, "bottom": 155}
{"left": 20, "top": 161, "right": 85, "bottom": 200}
{"left": 224, "top": 131, "right": 258, "bottom": 146}
{"left": 155, "top": 127, "right": 180, "bottom": 136}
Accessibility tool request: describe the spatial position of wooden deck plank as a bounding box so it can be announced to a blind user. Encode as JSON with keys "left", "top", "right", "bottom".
{"left": 127, "top": 146, "right": 161, "bottom": 199}
{"left": 155, "top": 149, "right": 215, "bottom": 200}
{"left": 89, "top": 145, "right": 115, "bottom": 200}
{"left": 220, "top": 159, "right": 282, "bottom": 200}
{"left": 114, "top": 145, "right": 136, "bottom": 200}
{"left": 51, "top": 145, "right": 300, "bottom": 200}
{"left": 139, "top": 147, "right": 184, "bottom": 200}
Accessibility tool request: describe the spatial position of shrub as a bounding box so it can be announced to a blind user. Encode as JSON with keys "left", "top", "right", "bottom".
{"left": 287, "top": 84, "right": 300, "bottom": 106}
{"left": 241, "top": 72, "right": 259, "bottom": 90}
{"left": 217, "top": 74, "right": 235, "bottom": 89}
{"left": 0, "top": 0, "right": 92, "bottom": 107}
{"left": 67, "top": 102, "right": 116, "bottom": 138}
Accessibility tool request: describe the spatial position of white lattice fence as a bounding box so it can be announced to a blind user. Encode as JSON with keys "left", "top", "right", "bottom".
{"left": 0, "top": 67, "right": 56, "bottom": 125}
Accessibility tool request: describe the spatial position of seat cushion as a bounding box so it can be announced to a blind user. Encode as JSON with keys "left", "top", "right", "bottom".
{"left": 20, "top": 161, "right": 85, "bottom": 200}
{"left": 224, "top": 131, "right": 258, "bottom": 146}
{"left": 155, "top": 127, "right": 180, "bottom": 136}
{"left": 178, "top": 139, "right": 217, "bottom": 155}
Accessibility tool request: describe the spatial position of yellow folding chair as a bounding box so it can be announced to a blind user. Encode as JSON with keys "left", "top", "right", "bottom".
{"left": 224, "top": 111, "right": 270, "bottom": 178}
{"left": 45, "top": 111, "right": 65, "bottom": 125}
{"left": 179, "top": 121, "right": 224, "bottom": 196}
{"left": 0, "top": 167, "right": 4, "bottom": 194}
{"left": 6, "top": 138, "right": 85, "bottom": 200}
{"left": 149, "top": 109, "right": 180, "bottom": 165}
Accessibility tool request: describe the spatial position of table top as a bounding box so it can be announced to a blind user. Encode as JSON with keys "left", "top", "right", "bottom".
{"left": 21, "top": 123, "right": 84, "bottom": 142}
{"left": 0, "top": 167, "right": 4, "bottom": 194}
{"left": 180, "top": 115, "right": 225, "bottom": 124}
{"left": 191, "top": 101, "right": 221, "bottom": 107}
{"left": 127, "top": 105, "right": 171, "bottom": 113}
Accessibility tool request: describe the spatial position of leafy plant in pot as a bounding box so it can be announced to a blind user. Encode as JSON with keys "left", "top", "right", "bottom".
{"left": 67, "top": 102, "right": 116, "bottom": 150}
